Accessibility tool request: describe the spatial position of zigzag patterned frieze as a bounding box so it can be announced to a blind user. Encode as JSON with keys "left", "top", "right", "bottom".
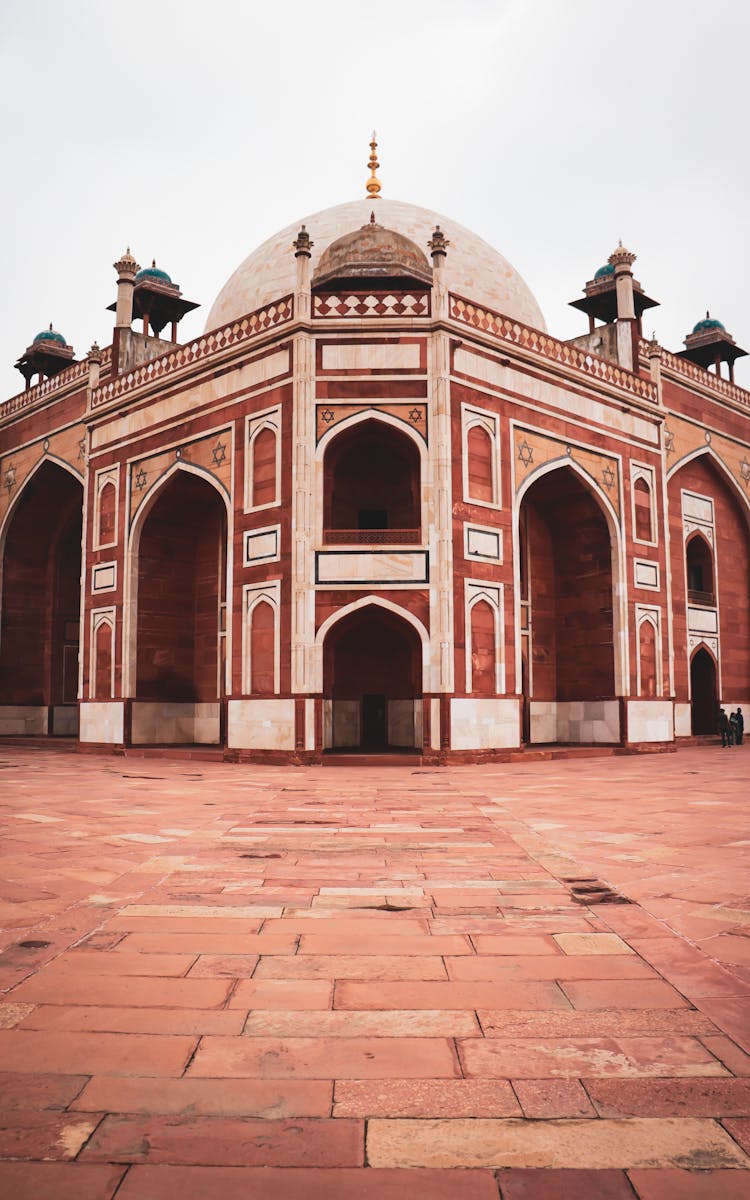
{"left": 90, "top": 296, "right": 294, "bottom": 409}
{"left": 651, "top": 342, "right": 750, "bottom": 409}
{"left": 450, "top": 295, "right": 658, "bottom": 404}
{"left": 314, "top": 291, "right": 430, "bottom": 318}
{"left": 0, "top": 348, "right": 112, "bottom": 423}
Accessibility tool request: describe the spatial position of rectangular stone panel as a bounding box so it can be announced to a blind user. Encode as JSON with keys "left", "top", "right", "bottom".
{"left": 244, "top": 527, "right": 280, "bottom": 565}
{"left": 465, "top": 525, "right": 503, "bottom": 563}
{"left": 315, "top": 551, "right": 428, "bottom": 585}
{"left": 79, "top": 702, "right": 124, "bottom": 745}
{"left": 634, "top": 559, "right": 659, "bottom": 589}
{"left": 682, "top": 491, "right": 714, "bottom": 522}
{"left": 688, "top": 607, "right": 718, "bottom": 634}
{"left": 91, "top": 563, "right": 116, "bottom": 593}
{"left": 626, "top": 701, "right": 674, "bottom": 743}
{"left": 228, "top": 699, "right": 295, "bottom": 750}
{"left": 451, "top": 699, "right": 520, "bottom": 751}
{"left": 321, "top": 344, "right": 421, "bottom": 371}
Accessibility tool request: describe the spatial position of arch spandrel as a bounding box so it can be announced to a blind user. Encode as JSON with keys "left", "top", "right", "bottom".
{"left": 665, "top": 417, "right": 750, "bottom": 508}
{"left": 513, "top": 428, "right": 621, "bottom": 519}
{"left": 315, "top": 404, "right": 428, "bottom": 449}
{"left": 0, "top": 428, "right": 85, "bottom": 539}
{"left": 128, "top": 429, "right": 232, "bottom": 528}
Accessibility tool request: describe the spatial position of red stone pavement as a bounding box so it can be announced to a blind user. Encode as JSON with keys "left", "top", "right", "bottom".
{"left": 0, "top": 743, "right": 749, "bottom": 1198}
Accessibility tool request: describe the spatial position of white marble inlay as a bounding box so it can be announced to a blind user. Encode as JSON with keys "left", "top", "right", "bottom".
{"left": 321, "top": 343, "right": 421, "bottom": 372}
{"left": 316, "top": 551, "right": 428, "bottom": 584}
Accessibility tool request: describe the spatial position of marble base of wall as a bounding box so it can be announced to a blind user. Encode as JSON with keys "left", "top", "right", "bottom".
{"left": 626, "top": 699, "right": 674, "bottom": 743}
{"left": 0, "top": 705, "right": 48, "bottom": 736}
{"left": 530, "top": 700, "right": 620, "bottom": 744}
{"left": 131, "top": 702, "right": 220, "bottom": 745}
{"left": 450, "top": 698, "right": 520, "bottom": 750}
{"left": 674, "top": 703, "right": 692, "bottom": 738}
{"left": 80, "top": 701, "right": 125, "bottom": 745}
{"left": 228, "top": 699, "right": 295, "bottom": 750}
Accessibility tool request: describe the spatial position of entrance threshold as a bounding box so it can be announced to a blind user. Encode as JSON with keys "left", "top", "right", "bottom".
{"left": 324, "top": 747, "right": 422, "bottom": 767}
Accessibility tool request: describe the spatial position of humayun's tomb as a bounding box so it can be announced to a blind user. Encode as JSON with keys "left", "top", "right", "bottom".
{"left": 1, "top": 139, "right": 748, "bottom": 763}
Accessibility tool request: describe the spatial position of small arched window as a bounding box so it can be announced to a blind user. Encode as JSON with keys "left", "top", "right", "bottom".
{"left": 686, "top": 534, "right": 714, "bottom": 605}
{"left": 467, "top": 425, "right": 494, "bottom": 504}
{"left": 98, "top": 482, "right": 117, "bottom": 546}
{"left": 470, "top": 599, "right": 496, "bottom": 695}
{"left": 250, "top": 601, "right": 275, "bottom": 694}
{"left": 251, "top": 427, "right": 278, "bottom": 508}
{"left": 638, "top": 620, "right": 657, "bottom": 698}
{"left": 94, "top": 619, "right": 113, "bottom": 700}
{"left": 633, "top": 477, "right": 652, "bottom": 542}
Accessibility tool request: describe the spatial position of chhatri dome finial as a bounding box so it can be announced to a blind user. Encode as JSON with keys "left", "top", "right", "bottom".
{"left": 366, "top": 130, "right": 381, "bottom": 199}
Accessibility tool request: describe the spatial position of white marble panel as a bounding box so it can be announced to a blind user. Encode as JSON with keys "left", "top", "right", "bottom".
{"left": 228, "top": 699, "right": 295, "bottom": 751}
{"left": 92, "top": 563, "right": 117, "bottom": 593}
{"left": 688, "top": 607, "right": 718, "bottom": 634}
{"left": 674, "top": 702, "right": 692, "bottom": 738}
{"left": 244, "top": 528, "right": 280, "bottom": 564}
{"left": 80, "top": 701, "right": 124, "bottom": 744}
{"left": 52, "top": 706, "right": 79, "bottom": 736}
{"left": 682, "top": 492, "right": 714, "bottom": 523}
{"left": 0, "top": 706, "right": 48, "bottom": 736}
{"left": 450, "top": 698, "right": 520, "bottom": 750}
{"left": 454, "top": 348, "right": 658, "bottom": 444}
{"left": 131, "top": 702, "right": 221, "bottom": 745}
{"left": 388, "top": 700, "right": 418, "bottom": 747}
{"left": 321, "top": 343, "right": 421, "bottom": 372}
{"left": 466, "top": 525, "right": 502, "bottom": 563}
{"left": 316, "top": 551, "right": 428, "bottom": 584}
{"left": 530, "top": 701, "right": 556, "bottom": 744}
{"left": 332, "top": 700, "right": 359, "bottom": 748}
{"left": 537, "top": 700, "right": 620, "bottom": 744}
{"left": 627, "top": 700, "right": 674, "bottom": 743}
{"left": 430, "top": 697, "right": 441, "bottom": 750}
{"left": 305, "top": 699, "right": 315, "bottom": 751}
{"left": 634, "top": 559, "right": 659, "bottom": 589}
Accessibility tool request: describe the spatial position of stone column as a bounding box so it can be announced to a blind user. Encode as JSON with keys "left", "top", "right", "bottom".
{"left": 291, "top": 329, "right": 316, "bottom": 698}
{"left": 293, "top": 225, "right": 313, "bottom": 322}
{"left": 609, "top": 242, "right": 637, "bottom": 372}
{"left": 428, "top": 227, "right": 454, "bottom": 702}
{"left": 113, "top": 249, "right": 139, "bottom": 328}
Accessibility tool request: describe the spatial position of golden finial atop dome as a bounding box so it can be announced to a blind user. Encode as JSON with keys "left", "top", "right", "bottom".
{"left": 366, "top": 130, "right": 381, "bottom": 199}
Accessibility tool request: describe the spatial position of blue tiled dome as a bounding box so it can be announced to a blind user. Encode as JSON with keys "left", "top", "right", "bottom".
{"left": 594, "top": 263, "right": 615, "bottom": 280}
{"left": 135, "top": 261, "right": 172, "bottom": 285}
{"left": 33, "top": 325, "right": 67, "bottom": 346}
{"left": 692, "top": 314, "right": 725, "bottom": 335}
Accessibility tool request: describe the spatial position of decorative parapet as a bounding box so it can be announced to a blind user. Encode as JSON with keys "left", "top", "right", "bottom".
{"left": 450, "top": 295, "right": 658, "bottom": 404}
{"left": 647, "top": 341, "right": 750, "bottom": 410}
{"left": 313, "top": 291, "right": 430, "bottom": 319}
{"left": 90, "top": 296, "right": 294, "bottom": 411}
{"left": 0, "top": 349, "right": 111, "bottom": 424}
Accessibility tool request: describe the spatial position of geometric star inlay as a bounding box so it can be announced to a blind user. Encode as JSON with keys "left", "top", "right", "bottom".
{"left": 4, "top": 464, "right": 16, "bottom": 493}
{"left": 212, "top": 441, "right": 227, "bottom": 467}
{"left": 602, "top": 464, "right": 615, "bottom": 491}
{"left": 320, "top": 409, "right": 335, "bottom": 424}
{"left": 517, "top": 440, "right": 534, "bottom": 467}
{"left": 134, "top": 467, "right": 147, "bottom": 491}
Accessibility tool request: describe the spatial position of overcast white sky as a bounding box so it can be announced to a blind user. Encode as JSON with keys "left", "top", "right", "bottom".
{"left": 1, "top": 0, "right": 748, "bottom": 397}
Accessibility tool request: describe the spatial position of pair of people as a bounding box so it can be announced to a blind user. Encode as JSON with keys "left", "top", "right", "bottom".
{"left": 719, "top": 707, "right": 744, "bottom": 746}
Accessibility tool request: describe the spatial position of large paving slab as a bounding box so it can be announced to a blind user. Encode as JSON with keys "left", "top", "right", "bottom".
{"left": 0, "top": 743, "right": 748, "bottom": 1198}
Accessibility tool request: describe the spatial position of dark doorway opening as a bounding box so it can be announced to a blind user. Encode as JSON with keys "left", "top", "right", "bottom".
{"left": 690, "top": 647, "right": 717, "bottom": 735}
{"left": 362, "top": 694, "right": 387, "bottom": 746}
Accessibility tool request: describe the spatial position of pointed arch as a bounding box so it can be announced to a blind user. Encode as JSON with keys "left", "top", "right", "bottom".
{"left": 513, "top": 456, "right": 627, "bottom": 697}
{"left": 123, "top": 461, "right": 231, "bottom": 699}
{"left": 313, "top": 595, "right": 429, "bottom": 694}
{"left": 668, "top": 446, "right": 750, "bottom": 528}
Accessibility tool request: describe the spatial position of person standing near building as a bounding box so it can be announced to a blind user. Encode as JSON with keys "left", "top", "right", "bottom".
{"left": 729, "top": 710, "right": 739, "bottom": 745}
{"left": 734, "top": 708, "right": 744, "bottom": 745}
{"left": 719, "top": 709, "right": 733, "bottom": 747}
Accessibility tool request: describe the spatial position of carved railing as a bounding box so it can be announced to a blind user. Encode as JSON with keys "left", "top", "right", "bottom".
{"left": 90, "top": 296, "right": 294, "bottom": 410}
{"left": 323, "top": 528, "right": 421, "bottom": 545}
{"left": 450, "top": 295, "right": 658, "bottom": 404}
{"left": 648, "top": 342, "right": 750, "bottom": 409}
{"left": 0, "top": 348, "right": 111, "bottom": 423}
{"left": 314, "top": 291, "right": 430, "bottom": 319}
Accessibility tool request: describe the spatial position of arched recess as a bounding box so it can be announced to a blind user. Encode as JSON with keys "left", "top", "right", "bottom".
{"left": 0, "top": 457, "right": 84, "bottom": 735}
{"left": 633, "top": 476, "right": 653, "bottom": 542}
{"left": 685, "top": 532, "right": 715, "bottom": 604}
{"left": 690, "top": 644, "right": 718, "bottom": 734}
{"left": 124, "top": 463, "right": 230, "bottom": 744}
{"left": 637, "top": 617, "right": 658, "bottom": 698}
{"left": 316, "top": 412, "right": 426, "bottom": 545}
{"left": 467, "top": 424, "right": 495, "bottom": 504}
{"left": 90, "top": 611, "right": 115, "bottom": 700}
{"left": 468, "top": 598, "right": 496, "bottom": 694}
{"left": 319, "top": 598, "right": 425, "bottom": 751}
{"left": 249, "top": 424, "right": 278, "bottom": 509}
{"left": 98, "top": 481, "right": 117, "bottom": 547}
{"left": 247, "top": 597, "right": 277, "bottom": 695}
{"left": 514, "top": 459, "right": 626, "bottom": 744}
{"left": 668, "top": 449, "right": 750, "bottom": 708}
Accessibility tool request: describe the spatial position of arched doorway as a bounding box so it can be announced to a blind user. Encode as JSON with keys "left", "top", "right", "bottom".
{"left": 323, "top": 419, "right": 421, "bottom": 543}
{"left": 132, "top": 470, "right": 227, "bottom": 745}
{"left": 519, "top": 465, "right": 618, "bottom": 744}
{"left": 323, "top": 604, "right": 423, "bottom": 751}
{"left": 690, "top": 647, "right": 717, "bottom": 734}
{"left": 0, "top": 461, "right": 83, "bottom": 736}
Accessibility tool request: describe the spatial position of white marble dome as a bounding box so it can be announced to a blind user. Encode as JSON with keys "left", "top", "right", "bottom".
{"left": 205, "top": 197, "right": 546, "bottom": 332}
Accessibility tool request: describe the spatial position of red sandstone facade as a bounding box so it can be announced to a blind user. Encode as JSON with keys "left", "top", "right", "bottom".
{"left": 0, "top": 192, "right": 748, "bottom": 761}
